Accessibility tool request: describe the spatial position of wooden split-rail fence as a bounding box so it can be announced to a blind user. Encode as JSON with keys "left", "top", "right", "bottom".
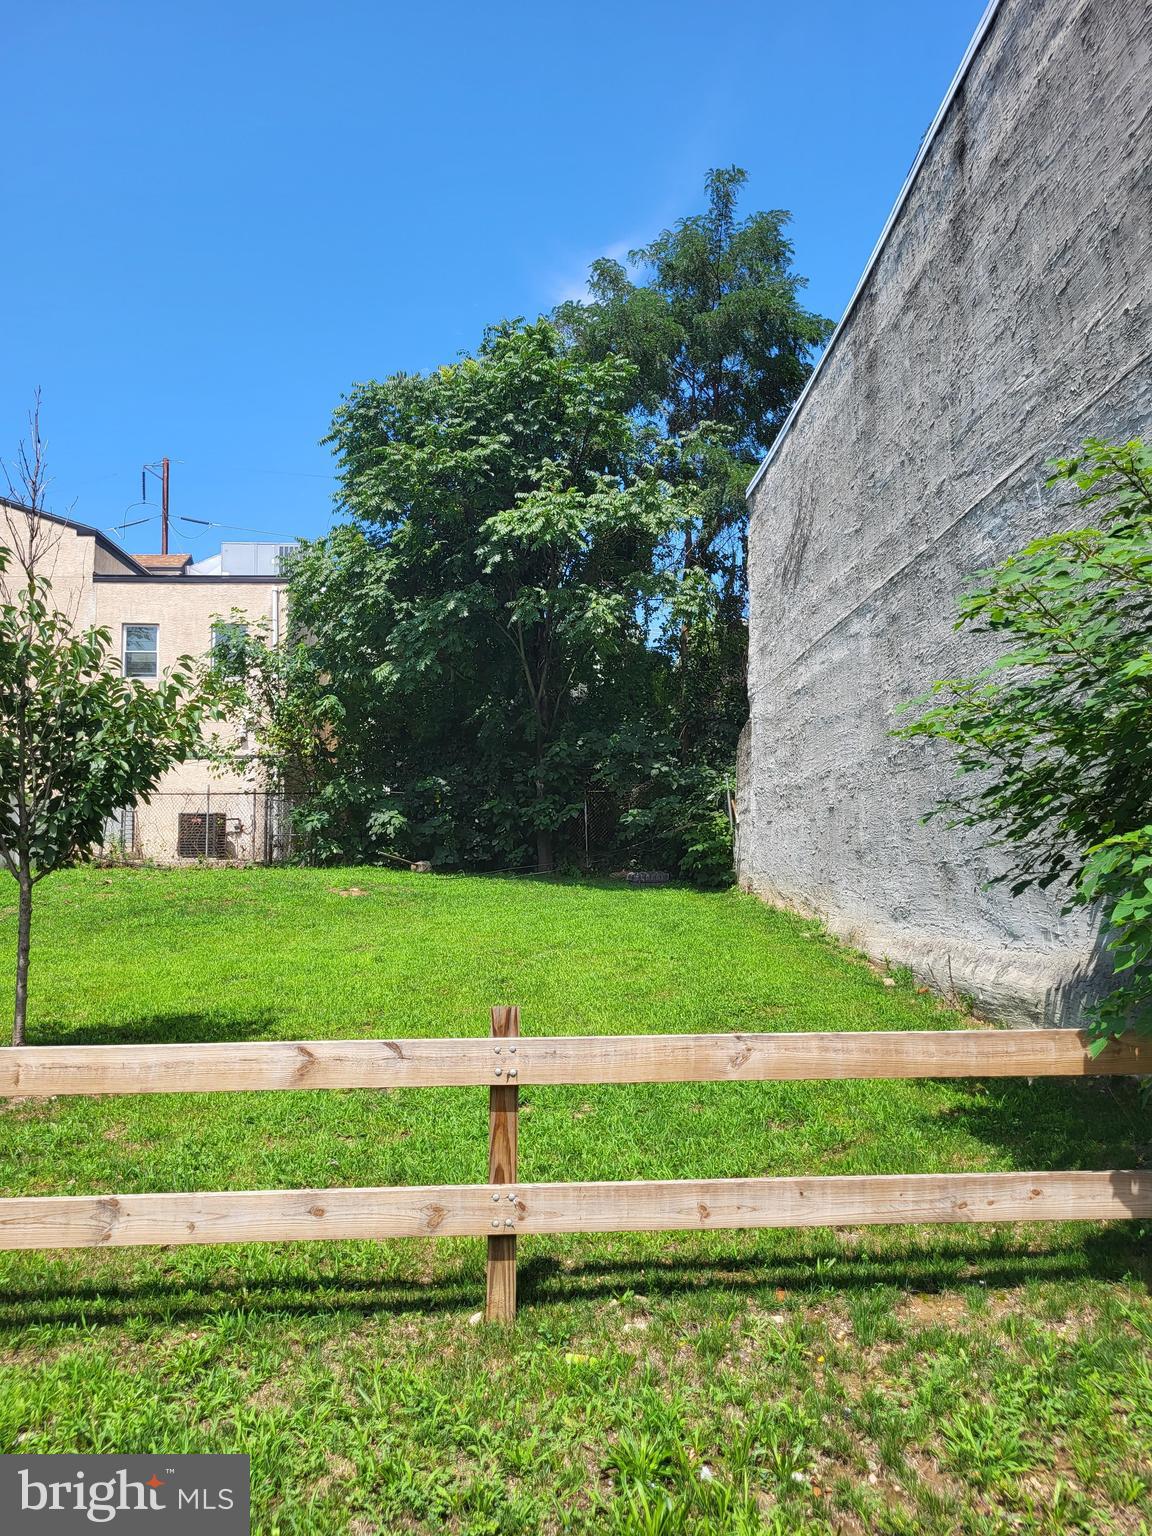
{"left": 0, "top": 1010, "right": 1148, "bottom": 1320}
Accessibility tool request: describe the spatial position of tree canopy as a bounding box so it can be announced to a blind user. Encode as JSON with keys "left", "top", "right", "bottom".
{"left": 292, "top": 321, "right": 683, "bottom": 871}
{"left": 555, "top": 166, "right": 832, "bottom": 753}
{"left": 274, "top": 170, "right": 829, "bottom": 877}
{"left": 555, "top": 166, "right": 831, "bottom": 457}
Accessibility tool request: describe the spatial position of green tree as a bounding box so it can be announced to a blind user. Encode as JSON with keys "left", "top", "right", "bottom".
{"left": 899, "top": 437, "right": 1152, "bottom": 1039}
{"left": 209, "top": 609, "right": 333, "bottom": 807}
{"left": 555, "top": 166, "right": 832, "bottom": 755}
{"left": 0, "top": 430, "right": 222, "bottom": 1044}
{"left": 297, "top": 320, "right": 682, "bottom": 871}
{"left": 0, "top": 578, "right": 214, "bottom": 1047}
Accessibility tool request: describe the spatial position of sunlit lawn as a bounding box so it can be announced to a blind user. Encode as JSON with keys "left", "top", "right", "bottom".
{"left": 0, "top": 866, "right": 1148, "bottom": 1534}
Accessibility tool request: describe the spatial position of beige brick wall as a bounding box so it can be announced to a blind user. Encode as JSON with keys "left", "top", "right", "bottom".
{"left": 0, "top": 507, "right": 128, "bottom": 628}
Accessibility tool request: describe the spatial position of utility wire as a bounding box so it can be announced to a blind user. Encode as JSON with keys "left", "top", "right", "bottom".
{"left": 103, "top": 501, "right": 299, "bottom": 547}
{"left": 177, "top": 515, "right": 299, "bottom": 538}
{"left": 103, "top": 515, "right": 158, "bottom": 534}
{"left": 170, "top": 460, "right": 337, "bottom": 483}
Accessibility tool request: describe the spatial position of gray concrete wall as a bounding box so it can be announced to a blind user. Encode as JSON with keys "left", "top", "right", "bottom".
{"left": 739, "top": 0, "right": 1152, "bottom": 1024}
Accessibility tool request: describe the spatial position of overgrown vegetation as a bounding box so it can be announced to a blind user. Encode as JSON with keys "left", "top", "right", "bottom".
{"left": 290, "top": 321, "right": 684, "bottom": 874}
{"left": 258, "top": 170, "right": 830, "bottom": 879}
{"left": 900, "top": 437, "right": 1152, "bottom": 1041}
{"left": 555, "top": 165, "right": 833, "bottom": 759}
{"left": 0, "top": 867, "right": 1148, "bottom": 1533}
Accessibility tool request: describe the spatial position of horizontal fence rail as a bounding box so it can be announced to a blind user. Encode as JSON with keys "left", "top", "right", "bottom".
{"left": 1, "top": 1028, "right": 1146, "bottom": 1097}
{"left": 2, "top": 1172, "right": 1148, "bottom": 1252}
{"left": 2, "top": 1014, "right": 1147, "bottom": 1320}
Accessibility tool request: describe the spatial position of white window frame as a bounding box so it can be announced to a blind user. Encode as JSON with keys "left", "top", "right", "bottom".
{"left": 123, "top": 623, "right": 159, "bottom": 679}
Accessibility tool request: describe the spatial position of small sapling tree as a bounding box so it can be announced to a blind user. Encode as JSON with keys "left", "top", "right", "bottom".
{"left": 0, "top": 408, "right": 223, "bottom": 1045}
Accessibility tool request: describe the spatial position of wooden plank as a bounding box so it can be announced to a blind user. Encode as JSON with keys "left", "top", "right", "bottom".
{"left": 0, "top": 1038, "right": 504, "bottom": 1096}
{"left": 507, "top": 1170, "right": 1152, "bottom": 1233}
{"left": 0, "top": 1028, "right": 1145, "bottom": 1098}
{"left": 486, "top": 1005, "right": 519, "bottom": 1322}
{"left": 0, "top": 1184, "right": 506, "bottom": 1249}
{"left": 516, "top": 1030, "right": 1149, "bottom": 1085}
{"left": 0, "top": 1170, "right": 1146, "bottom": 1251}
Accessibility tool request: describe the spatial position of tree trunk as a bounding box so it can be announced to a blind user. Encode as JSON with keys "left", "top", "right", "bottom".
{"left": 536, "top": 826, "right": 554, "bottom": 874}
{"left": 533, "top": 669, "right": 554, "bottom": 873}
{"left": 13, "top": 870, "right": 32, "bottom": 1047}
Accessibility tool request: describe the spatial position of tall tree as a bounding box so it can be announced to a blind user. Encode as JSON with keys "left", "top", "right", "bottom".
{"left": 555, "top": 167, "right": 832, "bottom": 755}
{"left": 298, "top": 320, "right": 680, "bottom": 871}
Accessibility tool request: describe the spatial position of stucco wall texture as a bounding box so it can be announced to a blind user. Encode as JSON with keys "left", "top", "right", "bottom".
{"left": 738, "top": 0, "right": 1152, "bottom": 1025}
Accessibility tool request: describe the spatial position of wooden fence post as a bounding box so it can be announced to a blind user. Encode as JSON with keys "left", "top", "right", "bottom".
{"left": 486, "top": 1004, "right": 519, "bottom": 1321}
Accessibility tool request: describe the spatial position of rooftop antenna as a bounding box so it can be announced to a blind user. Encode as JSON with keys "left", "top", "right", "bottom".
{"left": 141, "top": 457, "right": 171, "bottom": 554}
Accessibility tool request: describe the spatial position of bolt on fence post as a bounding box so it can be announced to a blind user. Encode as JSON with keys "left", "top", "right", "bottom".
{"left": 485, "top": 1004, "right": 519, "bottom": 1322}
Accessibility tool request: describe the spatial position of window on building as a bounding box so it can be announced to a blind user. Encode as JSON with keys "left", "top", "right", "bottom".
{"left": 123, "top": 624, "right": 159, "bottom": 678}
{"left": 210, "top": 620, "right": 248, "bottom": 676}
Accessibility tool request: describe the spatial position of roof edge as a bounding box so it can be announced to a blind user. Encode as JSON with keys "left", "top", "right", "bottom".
{"left": 93, "top": 573, "right": 287, "bottom": 585}
{"left": 745, "top": 0, "right": 1005, "bottom": 501}
{"left": 0, "top": 497, "right": 151, "bottom": 575}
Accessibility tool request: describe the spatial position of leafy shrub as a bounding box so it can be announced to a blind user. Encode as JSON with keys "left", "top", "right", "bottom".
{"left": 1079, "top": 828, "right": 1152, "bottom": 1036}
{"left": 899, "top": 437, "right": 1152, "bottom": 1040}
{"left": 614, "top": 762, "right": 734, "bottom": 887}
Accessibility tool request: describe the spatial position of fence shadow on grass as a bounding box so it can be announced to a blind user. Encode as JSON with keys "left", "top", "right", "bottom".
{"left": 516, "top": 1229, "right": 1152, "bottom": 1307}
{"left": 0, "top": 1228, "right": 1146, "bottom": 1332}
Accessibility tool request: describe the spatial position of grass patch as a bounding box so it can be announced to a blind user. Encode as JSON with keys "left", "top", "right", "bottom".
{"left": 0, "top": 865, "right": 1148, "bottom": 1533}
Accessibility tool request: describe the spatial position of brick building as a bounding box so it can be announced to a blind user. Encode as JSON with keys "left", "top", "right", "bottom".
{"left": 1, "top": 500, "right": 294, "bottom": 862}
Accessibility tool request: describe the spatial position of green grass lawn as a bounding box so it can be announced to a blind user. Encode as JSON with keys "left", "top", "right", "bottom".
{"left": 0, "top": 866, "right": 1149, "bottom": 1535}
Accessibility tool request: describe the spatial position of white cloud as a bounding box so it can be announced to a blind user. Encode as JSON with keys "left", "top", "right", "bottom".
{"left": 547, "top": 236, "right": 642, "bottom": 307}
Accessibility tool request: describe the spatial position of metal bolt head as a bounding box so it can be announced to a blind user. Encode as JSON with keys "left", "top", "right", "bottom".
{"left": 493, "top": 1045, "right": 501, "bottom": 1054}
{"left": 507, "top": 1067, "right": 518, "bottom": 1077}
{"left": 491, "top": 1218, "right": 500, "bottom": 1228}
{"left": 491, "top": 1193, "right": 500, "bottom": 1202}
{"left": 504, "top": 1218, "right": 514, "bottom": 1228}
{"left": 506, "top": 1192, "right": 516, "bottom": 1202}
{"left": 493, "top": 1066, "right": 502, "bottom": 1076}
{"left": 509, "top": 1045, "right": 517, "bottom": 1054}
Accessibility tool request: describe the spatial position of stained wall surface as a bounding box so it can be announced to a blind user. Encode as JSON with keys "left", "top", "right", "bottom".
{"left": 738, "top": 0, "right": 1152, "bottom": 1022}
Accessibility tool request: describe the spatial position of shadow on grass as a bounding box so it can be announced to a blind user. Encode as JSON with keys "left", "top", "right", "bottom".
{"left": 949, "top": 1075, "right": 1148, "bottom": 1172}
{"left": 519, "top": 1231, "right": 1151, "bottom": 1306}
{"left": 1, "top": 1229, "right": 1147, "bottom": 1331}
{"left": 30, "top": 1011, "right": 284, "bottom": 1048}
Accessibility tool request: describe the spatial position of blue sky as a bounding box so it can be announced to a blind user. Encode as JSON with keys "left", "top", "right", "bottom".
{"left": 3, "top": 1, "right": 986, "bottom": 555}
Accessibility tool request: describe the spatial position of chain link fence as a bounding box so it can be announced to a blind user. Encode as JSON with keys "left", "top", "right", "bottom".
{"left": 99, "top": 791, "right": 298, "bottom": 866}
{"left": 97, "top": 786, "right": 733, "bottom": 871}
{"left": 581, "top": 783, "right": 736, "bottom": 871}
{"left": 581, "top": 789, "right": 623, "bottom": 862}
